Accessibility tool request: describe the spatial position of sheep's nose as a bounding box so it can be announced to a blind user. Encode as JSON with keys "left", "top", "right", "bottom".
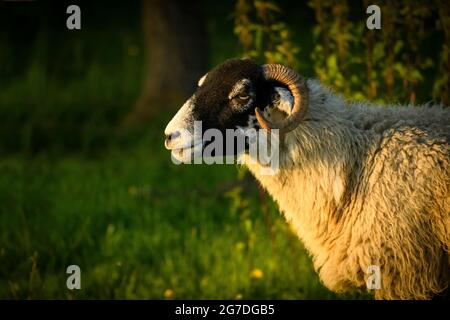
{"left": 164, "top": 131, "right": 180, "bottom": 149}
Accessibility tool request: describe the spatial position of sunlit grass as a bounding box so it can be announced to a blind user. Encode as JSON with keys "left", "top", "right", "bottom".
{"left": 0, "top": 134, "right": 368, "bottom": 299}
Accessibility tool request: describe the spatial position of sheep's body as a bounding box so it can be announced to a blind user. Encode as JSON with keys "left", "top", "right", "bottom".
{"left": 244, "top": 80, "right": 450, "bottom": 299}
{"left": 164, "top": 59, "right": 450, "bottom": 299}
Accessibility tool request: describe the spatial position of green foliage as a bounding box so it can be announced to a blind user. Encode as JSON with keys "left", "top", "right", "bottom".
{"left": 234, "top": 0, "right": 300, "bottom": 68}
{"left": 235, "top": 0, "right": 448, "bottom": 105}
{"left": 433, "top": 0, "right": 450, "bottom": 104}
{"left": 309, "top": 0, "right": 362, "bottom": 98}
{"left": 308, "top": 0, "right": 443, "bottom": 104}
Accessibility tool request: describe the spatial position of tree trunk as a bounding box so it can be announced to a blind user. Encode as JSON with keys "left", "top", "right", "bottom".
{"left": 124, "top": 0, "right": 208, "bottom": 126}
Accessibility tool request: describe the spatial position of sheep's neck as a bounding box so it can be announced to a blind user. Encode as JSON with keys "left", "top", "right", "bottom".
{"left": 243, "top": 123, "right": 367, "bottom": 256}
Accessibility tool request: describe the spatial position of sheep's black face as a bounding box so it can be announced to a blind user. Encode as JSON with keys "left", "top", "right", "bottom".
{"left": 164, "top": 58, "right": 284, "bottom": 163}
{"left": 192, "top": 59, "right": 271, "bottom": 131}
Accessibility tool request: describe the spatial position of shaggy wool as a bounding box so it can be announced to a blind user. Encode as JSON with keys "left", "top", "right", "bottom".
{"left": 244, "top": 80, "right": 450, "bottom": 299}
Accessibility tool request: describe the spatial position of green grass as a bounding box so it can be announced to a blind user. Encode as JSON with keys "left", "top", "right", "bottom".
{"left": 0, "top": 122, "right": 369, "bottom": 299}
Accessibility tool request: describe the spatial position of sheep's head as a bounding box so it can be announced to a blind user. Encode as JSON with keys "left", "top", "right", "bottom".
{"left": 164, "top": 58, "right": 309, "bottom": 163}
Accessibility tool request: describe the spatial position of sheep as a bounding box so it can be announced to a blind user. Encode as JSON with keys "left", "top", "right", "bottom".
{"left": 164, "top": 58, "right": 450, "bottom": 300}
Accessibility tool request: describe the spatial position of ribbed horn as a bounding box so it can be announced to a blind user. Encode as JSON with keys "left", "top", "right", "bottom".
{"left": 255, "top": 64, "right": 309, "bottom": 134}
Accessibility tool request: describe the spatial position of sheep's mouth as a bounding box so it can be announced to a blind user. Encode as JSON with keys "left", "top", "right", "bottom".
{"left": 169, "top": 142, "right": 203, "bottom": 163}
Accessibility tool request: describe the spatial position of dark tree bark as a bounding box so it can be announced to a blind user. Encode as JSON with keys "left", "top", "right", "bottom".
{"left": 124, "top": 0, "right": 208, "bottom": 126}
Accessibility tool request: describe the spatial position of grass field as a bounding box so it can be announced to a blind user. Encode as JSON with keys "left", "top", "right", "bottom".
{"left": 0, "top": 116, "right": 370, "bottom": 299}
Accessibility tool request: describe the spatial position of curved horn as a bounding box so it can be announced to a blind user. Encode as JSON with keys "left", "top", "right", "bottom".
{"left": 255, "top": 64, "right": 309, "bottom": 134}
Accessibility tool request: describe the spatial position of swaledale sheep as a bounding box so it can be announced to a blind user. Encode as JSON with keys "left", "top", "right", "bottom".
{"left": 164, "top": 58, "right": 450, "bottom": 299}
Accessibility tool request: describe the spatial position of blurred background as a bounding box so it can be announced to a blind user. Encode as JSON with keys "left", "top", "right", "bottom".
{"left": 0, "top": 0, "right": 448, "bottom": 299}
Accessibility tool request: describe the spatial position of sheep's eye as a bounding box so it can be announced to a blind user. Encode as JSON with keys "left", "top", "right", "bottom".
{"left": 237, "top": 94, "right": 250, "bottom": 101}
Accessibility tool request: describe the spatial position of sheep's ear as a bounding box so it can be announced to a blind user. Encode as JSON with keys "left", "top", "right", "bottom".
{"left": 273, "top": 87, "right": 294, "bottom": 115}
{"left": 265, "top": 87, "right": 294, "bottom": 123}
{"left": 198, "top": 73, "right": 208, "bottom": 87}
